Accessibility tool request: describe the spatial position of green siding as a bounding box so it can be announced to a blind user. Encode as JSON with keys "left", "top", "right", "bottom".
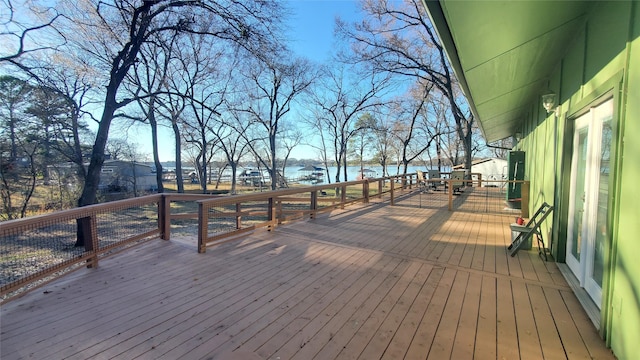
{"left": 519, "top": 2, "right": 639, "bottom": 358}
{"left": 517, "top": 104, "right": 556, "bottom": 252}
{"left": 583, "top": 2, "right": 629, "bottom": 85}
{"left": 610, "top": 1, "right": 640, "bottom": 355}
{"left": 563, "top": 28, "right": 586, "bottom": 106}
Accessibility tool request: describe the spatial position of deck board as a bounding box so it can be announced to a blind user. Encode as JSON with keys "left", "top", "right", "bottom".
{"left": 426, "top": 270, "right": 469, "bottom": 360}
{"left": 474, "top": 275, "right": 498, "bottom": 359}
{"left": 1, "top": 189, "right": 614, "bottom": 360}
{"left": 496, "top": 278, "right": 521, "bottom": 360}
{"left": 450, "top": 272, "right": 482, "bottom": 360}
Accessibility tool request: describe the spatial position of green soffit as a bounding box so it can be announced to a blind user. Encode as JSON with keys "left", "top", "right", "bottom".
{"left": 423, "top": 0, "right": 592, "bottom": 143}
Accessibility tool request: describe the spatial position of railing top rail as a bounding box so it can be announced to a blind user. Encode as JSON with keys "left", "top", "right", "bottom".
{"left": 196, "top": 174, "right": 411, "bottom": 207}
{"left": 162, "top": 193, "right": 222, "bottom": 201}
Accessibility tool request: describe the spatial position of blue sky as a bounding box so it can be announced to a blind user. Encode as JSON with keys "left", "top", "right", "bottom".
{"left": 286, "top": 0, "right": 361, "bottom": 62}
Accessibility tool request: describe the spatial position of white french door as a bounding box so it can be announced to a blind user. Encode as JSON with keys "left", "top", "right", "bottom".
{"left": 565, "top": 98, "right": 613, "bottom": 308}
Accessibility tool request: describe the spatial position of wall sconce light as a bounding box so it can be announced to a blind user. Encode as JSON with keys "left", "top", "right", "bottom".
{"left": 541, "top": 93, "right": 557, "bottom": 114}
{"left": 515, "top": 132, "right": 522, "bottom": 141}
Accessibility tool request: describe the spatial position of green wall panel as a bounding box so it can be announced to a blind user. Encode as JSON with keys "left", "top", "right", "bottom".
{"left": 521, "top": 2, "right": 639, "bottom": 358}
{"left": 609, "top": 2, "right": 640, "bottom": 357}
{"left": 562, "top": 28, "right": 586, "bottom": 106}
{"left": 583, "top": 2, "right": 630, "bottom": 94}
{"left": 521, "top": 99, "right": 556, "bottom": 252}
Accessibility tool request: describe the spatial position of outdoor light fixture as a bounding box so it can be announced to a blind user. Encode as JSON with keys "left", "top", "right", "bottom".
{"left": 515, "top": 132, "right": 522, "bottom": 141}
{"left": 542, "top": 93, "right": 557, "bottom": 114}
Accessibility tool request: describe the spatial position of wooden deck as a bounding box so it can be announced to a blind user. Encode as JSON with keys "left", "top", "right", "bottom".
{"left": 1, "top": 190, "right": 614, "bottom": 359}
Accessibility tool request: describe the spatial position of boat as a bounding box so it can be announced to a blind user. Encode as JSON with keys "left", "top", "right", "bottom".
{"left": 356, "top": 168, "right": 377, "bottom": 180}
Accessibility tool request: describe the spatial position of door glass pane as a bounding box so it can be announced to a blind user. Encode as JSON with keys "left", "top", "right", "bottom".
{"left": 591, "top": 119, "right": 612, "bottom": 287}
{"left": 571, "top": 127, "right": 589, "bottom": 260}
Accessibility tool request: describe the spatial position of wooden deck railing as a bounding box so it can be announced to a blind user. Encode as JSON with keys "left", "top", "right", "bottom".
{"left": 0, "top": 173, "right": 529, "bottom": 299}
{"left": 0, "top": 193, "right": 219, "bottom": 298}
{"left": 196, "top": 174, "right": 418, "bottom": 253}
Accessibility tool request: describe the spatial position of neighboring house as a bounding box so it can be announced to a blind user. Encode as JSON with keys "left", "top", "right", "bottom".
{"left": 452, "top": 158, "right": 508, "bottom": 187}
{"left": 49, "top": 160, "right": 158, "bottom": 193}
{"left": 99, "top": 160, "right": 157, "bottom": 193}
{"left": 424, "top": 1, "right": 639, "bottom": 358}
{"left": 48, "top": 162, "right": 83, "bottom": 184}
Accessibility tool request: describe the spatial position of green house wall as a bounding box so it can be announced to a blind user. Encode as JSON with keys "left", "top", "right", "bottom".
{"left": 516, "top": 2, "right": 639, "bottom": 358}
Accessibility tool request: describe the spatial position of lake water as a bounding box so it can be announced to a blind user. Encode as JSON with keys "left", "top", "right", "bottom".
{"left": 245, "top": 164, "right": 451, "bottom": 184}
{"left": 166, "top": 164, "right": 452, "bottom": 184}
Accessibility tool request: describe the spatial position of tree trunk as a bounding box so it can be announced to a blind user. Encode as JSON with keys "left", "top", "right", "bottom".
{"left": 172, "top": 120, "right": 184, "bottom": 193}
{"left": 200, "top": 130, "right": 207, "bottom": 194}
{"left": 148, "top": 96, "right": 164, "bottom": 193}
{"left": 436, "top": 139, "right": 442, "bottom": 171}
{"left": 230, "top": 163, "right": 237, "bottom": 194}
{"left": 78, "top": 96, "right": 118, "bottom": 207}
{"left": 131, "top": 161, "right": 138, "bottom": 197}
{"left": 342, "top": 151, "right": 348, "bottom": 182}
{"left": 43, "top": 125, "right": 51, "bottom": 185}
{"left": 75, "top": 90, "right": 118, "bottom": 247}
{"left": 270, "top": 132, "right": 277, "bottom": 191}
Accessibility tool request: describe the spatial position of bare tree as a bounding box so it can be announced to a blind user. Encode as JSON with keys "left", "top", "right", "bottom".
{"left": 370, "top": 106, "right": 396, "bottom": 177}
{"left": 0, "top": 1, "right": 67, "bottom": 77}
{"left": 116, "top": 140, "right": 148, "bottom": 197}
{"left": 305, "top": 110, "right": 333, "bottom": 184}
{"left": 349, "top": 112, "right": 376, "bottom": 174}
{"left": 338, "top": 0, "right": 474, "bottom": 170}
{"left": 58, "top": 0, "right": 285, "bottom": 206}
{"left": 131, "top": 38, "right": 176, "bottom": 193}
{"left": 215, "top": 109, "right": 251, "bottom": 194}
{"left": 311, "top": 64, "right": 390, "bottom": 183}
{"left": 390, "top": 84, "right": 441, "bottom": 173}
{"left": 486, "top": 138, "right": 514, "bottom": 159}
{"left": 239, "top": 56, "right": 316, "bottom": 190}
{"left": 38, "top": 65, "right": 96, "bottom": 184}
{"left": 279, "top": 123, "right": 303, "bottom": 186}
{"left": 155, "top": 54, "right": 190, "bottom": 193}
{"left": 179, "top": 36, "right": 233, "bottom": 192}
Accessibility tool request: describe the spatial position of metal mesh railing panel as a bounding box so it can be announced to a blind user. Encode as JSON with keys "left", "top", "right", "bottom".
{"left": 205, "top": 204, "right": 240, "bottom": 235}
{"left": 1, "top": 196, "right": 161, "bottom": 297}
{"left": 167, "top": 200, "right": 199, "bottom": 237}
{"left": 240, "top": 201, "right": 270, "bottom": 227}
{"left": 94, "top": 204, "right": 159, "bottom": 249}
{"left": 278, "top": 196, "right": 311, "bottom": 221}
{"left": 1, "top": 219, "right": 84, "bottom": 291}
{"left": 454, "top": 187, "right": 519, "bottom": 215}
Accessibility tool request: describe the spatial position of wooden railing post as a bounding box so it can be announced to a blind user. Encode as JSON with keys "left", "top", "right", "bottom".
{"left": 159, "top": 195, "right": 171, "bottom": 240}
{"left": 267, "top": 197, "right": 276, "bottom": 230}
{"left": 448, "top": 179, "right": 453, "bottom": 211}
{"left": 363, "top": 180, "right": 370, "bottom": 204}
{"left": 390, "top": 178, "right": 395, "bottom": 206}
{"left": 310, "top": 190, "right": 318, "bottom": 219}
{"left": 378, "top": 179, "right": 383, "bottom": 198}
{"left": 236, "top": 202, "right": 242, "bottom": 229}
{"left": 340, "top": 185, "right": 346, "bottom": 209}
{"left": 198, "top": 202, "right": 207, "bottom": 253}
{"left": 276, "top": 199, "right": 283, "bottom": 224}
{"left": 78, "top": 214, "right": 98, "bottom": 268}
{"left": 477, "top": 174, "right": 482, "bottom": 187}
